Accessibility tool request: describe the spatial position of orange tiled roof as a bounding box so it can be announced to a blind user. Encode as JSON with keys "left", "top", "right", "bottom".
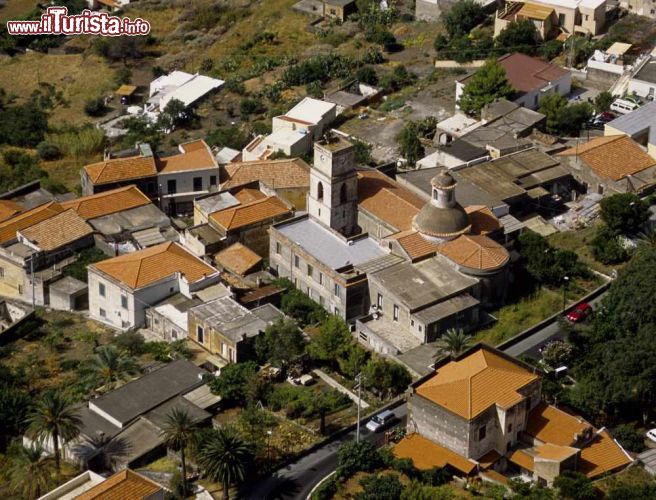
{"left": 389, "top": 230, "right": 440, "bottom": 260}
{"left": 394, "top": 433, "right": 477, "bottom": 475}
{"left": 0, "top": 200, "right": 23, "bottom": 222}
{"left": 466, "top": 205, "right": 501, "bottom": 235}
{"left": 478, "top": 449, "right": 502, "bottom": 469}
{"left": 525, "top": 402, "right": 591, "bottom": 447}
{"left": 222, "top": 158, "right": 310, "bottom": 190}
{"left": 156, "top": 140, "right": 217, "bottom": 173}
{"left": 233, "top": 187, "right": 267, "bottom": 204}
{"left": 0, "top": 202, "right": 64, "bottom": 245}
{"left": 416, "top": 346, "right": 538, "bottom": 419}
{"left": 84, "top": 155, "right": 158, "bottom": 185}
{"left": 578, "top": 430, "right": 633, "bottom": 478}
{"left": 356, "top": 170, "right": 425, "bottom": 231}
{"left": 558, "top": 135, "right": 655, "bottom": 181}
{"left": 481, "top": 469, "right": 509, "bottom": 485}
{"left": 77, "top": 469, "right": 162, "bottom": 500}
{"left": 508, "top": 449, "right": 534, "bottom": 471}
{"left": 437, "top": 234, "right": 510, "bottom": 271}
{"left": 60, "top": 185, "right": 151, "bottom": 220}
{"left": 214, "top": 242, "right": 262, "bottom": 276}
{"left": 209, "top": 196, "right": 292, "bottom": 231}
{"left": 91, "top": 241, "right": 217, "bottom": 290}
{"left": 19, "top": 209, "right": 93, "bottom": 251}
{"left": 534, "top": 443, "right": 579, "bottom": 461}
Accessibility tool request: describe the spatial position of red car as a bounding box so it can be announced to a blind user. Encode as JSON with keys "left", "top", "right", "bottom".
{"left": 567, "top": 303, "right": 593, "bottom": 323}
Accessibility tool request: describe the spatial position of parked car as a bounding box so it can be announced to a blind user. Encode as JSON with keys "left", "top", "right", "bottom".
{"left": 366, "top": 409, "right": 395, "bottom": 432}
{"left": 647, "top": 429, "right": 656, "bottom": 443}
{"left": 567, "top": 302, "right": 593, "bottom": 323}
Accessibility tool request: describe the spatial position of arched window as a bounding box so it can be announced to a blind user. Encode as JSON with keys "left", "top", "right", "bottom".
{"left": 340, "top": 184, "right": 347, "bottom": 204}
{"left": 317, "top": 181, "right": 324, "bottom": 201}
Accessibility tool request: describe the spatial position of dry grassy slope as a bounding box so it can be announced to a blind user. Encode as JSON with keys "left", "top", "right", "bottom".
{"left": 0, "top": 0, "right": 38, "bottom": 22}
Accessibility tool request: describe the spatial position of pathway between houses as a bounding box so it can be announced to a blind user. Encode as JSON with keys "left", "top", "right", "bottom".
{"left": 312, "top": 369, "right": 370, "bottom": 409}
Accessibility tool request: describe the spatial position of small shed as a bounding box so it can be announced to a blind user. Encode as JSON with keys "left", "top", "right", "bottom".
{"left": 639, "top": 448, "right": 656, "bottom": 475}
{"left": 49, "top": 276, "right": 88, "bottom": 311}
{"left": 323, "top": 0, "right": 356, "bottom": 20}
{"left": 116, "top": 84, "right": 138, "bottom": 105}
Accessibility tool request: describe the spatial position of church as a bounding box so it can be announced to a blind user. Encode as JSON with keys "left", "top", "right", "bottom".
{"left": 268, "top": 135, "right": 510, "bottom": 355}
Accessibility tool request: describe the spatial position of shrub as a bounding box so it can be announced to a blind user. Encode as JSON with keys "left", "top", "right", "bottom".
{"left": 612, "top": 423, "right": 646, "bottom": 453}
{"left": 240, "top": 97, "right": 265, "bottom": 116}
{"left": 356, "top": 65, "right": 378, "bottom": 85}
{"left": 590, "top": 226, "right": 629, "bottom": 264}
{"left": 84, "top": 97, "right": 108, "bottom": 117}
{"left": 36, "top": 141, "right": 60, "bottom": 161}
{"left": 336, "top": 441, "right": 381, "bottom": 479}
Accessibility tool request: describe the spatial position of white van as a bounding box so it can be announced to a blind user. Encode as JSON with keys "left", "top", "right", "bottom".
{"left": 610, "top": 98, "right": 639, "bottom": 115}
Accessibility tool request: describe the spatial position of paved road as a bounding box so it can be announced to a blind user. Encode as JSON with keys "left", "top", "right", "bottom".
{"left": 238, "top": 404, "right": 407, "bottom": 500}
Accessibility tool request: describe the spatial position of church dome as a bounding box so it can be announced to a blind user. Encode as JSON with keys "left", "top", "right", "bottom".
{"left": 413, "top": 169, "right": 471, "bottom": 241}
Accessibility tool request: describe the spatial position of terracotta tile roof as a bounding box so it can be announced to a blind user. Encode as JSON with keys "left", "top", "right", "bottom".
{"left": 460, "top": 53, "right": 569, "bottom": 94}
{"left": 478, "top": 449, "right": 502, "bottom": 469}
{"left": 60, "top": 185, "right": 151, "bottom": 220}
{"left": 222, "top": 158, "right": 310, "bottom": 190}
{"left": 156, "top": 140, "right": 217, "bottom": 173}
{"left": 76, "top": 469, "right": 162, "bottom": 500}
{"left": 394, "top": 433, "right": 477, "bottom": 475}
{"left": 0, "top": 200, "right": 23, "bottom": 222}
{"left": 578, "top": 430, "right": 633, "bottom": 478}
{"left": 209, "top": 196, "right": 292, "bottom": 231}
{"left": 525, "top": 402, "right": 591, "bottom": 447}
{"left": 466, "top": 205, "right": 501, "bottom": 235}
{"left": 416, "top": 346, "right": 538, "bottom": 419}
{"left": 508, "top": 449, "right": 534, "bottom": 471}
{"left": 84, "top": 155, "right": 158, "bottom": 185}
{"left": 437, "top": 234, "right": 510, "bottom": 271}
{"left": 19, "top": 209, "right": 93, "bottom": 251}
{"left": 91, "top": 241, "right": 217, "bottom": 290}
{"left": 389, "top": 230, "right": 440, "bottom": 260}
{"left": 0, "top": 202, "right": 64, "bottom": 245}
{"left": 356, "top": 170, "right": 425, "bottom": 231}
{"left": 558, "top": 135, "right": 656, "bottom": 181}
{"left": 534, "top": 443, "right": 579, "bottom": 461}
{"left": 233, "top": 187, "right": 267, "bottom": 204}
{"left": 480, "top": 469, "right": 509, "bottom": 485}
{"left": 240, "top": 284, "right": 284, "bottom": 305}
{"left": 214, "top": 242, "right": 262, "bottom": 276}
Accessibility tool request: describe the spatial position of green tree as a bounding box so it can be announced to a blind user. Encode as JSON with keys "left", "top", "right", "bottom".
{"left": 600, "top": 193, "right": 649, "bottom": 236}
{"left": 338, "top": 343, "right": 369, "bottom": 379}
{"left": 27, "top": 391, "right": 81, "bottom": 474}
{"left": 539, "top": 93, "right": 567, "bottom": 133}
{"left": 401, "top": 481, "right": 455, "bottom": 500}
{"left": 86, "top": 345, "right": 138, "bottom": 391}
{"left": 0, "top": 384, "right": 31, "bottom": 449}
{"left": 362, "top": 356, "right": 412, "bottom": 398}
{"left": 240, "top": 97, "right": 266, "bottom": 116}
{"left": 590, "top": 226, "right": 629, "bottom": 265}
{"left": 307, "top": 315, "right": 352, "bottom": 368}
{"left": 197, "top": 427, "right": 253, "bottom": 500}
{"left": 160, "top": 98, "right": 196, "bottom": 129}
{"left": 458, "top": 59, "right": 514, "bottom": 117}
{"left": 112, "top": 330, "right": 147, "bottom": 356}
{"left": 209, "top": 361, "right": 258, "bottom": 405}
{"left": 206, "top": 125, "right": 250, "bottom": 150}
{"left": 495, "top": 19, "right": 538, "bottom": 54}
{"left": 357, "top": 473, "right": 403, "bottom": 500}
{"left": 540, "top": 340, "right": 574, "bottom": 367}
{"left": 161, "top": 406, "right": 199, "bottom": 498}
{"left": 336, "top": 440, "right": 381, "bottom": 479}
{"left": 356, "top": 65, "right": 379, "bottom": 85}
{"left": 255, "top": 317, "right": 306, "bottom": 367}
{"left": 539, "top": 39, "right": 564, "bottom": 60}
{"left": 607, "top": 483, "right": 656, "bottom": 500}
{"left": 611, "top": 423, "right": 646, "bottom": 453}
{"left": 6, "top": 442, "right": 55, "bottom": 499}
{"left": 594, "top": 91, "right": 614, "bottom": 112}
{"left": 434, "top": 328, "right": 473, "bottom": 359}
{"left": 553, "top": 471, "right": 595, "bottom": 500}
{"left": 518, "top": 231, "right": 585, "bottom": 284}
{"left": 397, "top": 121, "right": 425, "bottom": 166}
{"left": 114, "top": 66, "right": 132, "bottom": 86}
{"left": 440, "top": 0, "right": 486, "bottom": 39}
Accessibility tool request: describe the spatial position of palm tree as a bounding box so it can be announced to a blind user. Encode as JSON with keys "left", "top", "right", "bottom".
{"left": 26, "top": 391, "right": 81, "bottom": 475}
{"left": 197, "top": 428, "right": 253, "bottom": 500}
{"left": 434, "top": 328, "right": 473, "bottom": 360}
{"left": 72, "top": 433, "right": 132, "bottom": 472}
{"left": 6, "top": 443, "right": 55, "bottom": 499}
{"left": 87, "top": 345, "right": 138, "bottom": 391}
{"left": 637, "top": 227, "right": 656, "bottom": 247}
{"left": 160, "top": 406, "right": 199, "bottom": 498}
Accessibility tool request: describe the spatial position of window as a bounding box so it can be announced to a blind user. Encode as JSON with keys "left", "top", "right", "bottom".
{"left": 167, "top": 179, "right": 177, "bottom": 194}
{"left": 320, "top": 295, "right": 325, "bottom": 306}
{"left": 419, "top": 325, "right": 423, "bottom": 332}
{"left": 0, "top": 267, "right": 4, "bottom": 277}
{"left": 307, "top": 265, "right": 313, "bottom": 278}
{"left": 121, "top": 295, "right": 128, "bottom": 309}
{"left": 99, "top": 308, "right": 106, "bottom": 318}
{"left": 317, "top": 181, "right": 324, "bottom": 201}
{"left": 334, "top": 283, "right": 340, "bottom": 298}
{"left": 209, "top": 175, "right": 217, "bottom": 186}
{"left": 340, "top": 184, "right": 347, "bottom": 204}
{"left": 172, "top": 330, "right": 178, "bottom": 339}
{"left": 377, "top": 293, "right": 383, "bottom": 307}
{"left": 197, "top": 325, "right": 204, "bottom": 344}
{"left": 294, "top": 255, "right": 299, "bottom": 268}
{"left": 99, "top": 282, "right": 106, "bottom": 297}
{"left": 359, "top": 331, "right": 368, "bottom": 341}
{"left": 558, "top": 13, "right": 566, "bottom": 25}
{"left": 193, "top": 177, "right": 203, "bottom": 191}
{"left": 393, "top": 304, "right": 399, "bottom": 321}
{"left": 411, "top": 319, "right": 415, "bottom": 327}
{"left": 276, "top": 242, "right": 281, "bottom": 254}
{"left": 18, "top": 285, "right": 23, "bottom": 295}
{"left": 508, "top": 423, "right": 513, "bottom": 433}
{"left": 145, "top": 182, "right": 156, "bottom": 194}
{"left": 334, "top": 306, "right": 340, "bottom": 316}
{"left": 319, "top": 272, "right": 324, "bottom": 285}
{"left": 478, "top": 425, "right": 487, "bottom": 441}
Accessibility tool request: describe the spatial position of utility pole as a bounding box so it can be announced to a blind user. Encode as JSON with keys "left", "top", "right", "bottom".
{"left": 562, "top": 275, "right": 569, "bottom": 310}
{"left": 30, "top": 256, "right": 35, "bottom": 309}
{"left": 355, "top": 373, "right": 363, "bottom": 443}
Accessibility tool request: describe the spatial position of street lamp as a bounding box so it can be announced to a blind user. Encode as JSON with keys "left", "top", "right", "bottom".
{"left": 562, "top": 276, "right": 569, "bottom": 310}
{"left": 266, "top": 430, "right": 273, "bottom": 471}
{"left": 354, "top": 373, "right": 365, "bottom": 443}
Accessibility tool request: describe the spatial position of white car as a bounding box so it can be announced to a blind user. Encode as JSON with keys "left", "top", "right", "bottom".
{"left": 366, "top": 410, "right": 395, "bottom": 432}
{"left": 647, "top": 428, "right": 656, "bottom": 443}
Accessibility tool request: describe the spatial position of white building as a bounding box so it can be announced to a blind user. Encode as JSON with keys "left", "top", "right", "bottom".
{"left": 272, "top": 97, "right": 337, "bottom": 141}
{"left": 88, "top": 241, "right": 220, "bottom": 330}
{"left": 148, "top": 71, "right": 224, "bottom": 113}
{"left": 242, "top": 130, "right": 312, "bottom": 161}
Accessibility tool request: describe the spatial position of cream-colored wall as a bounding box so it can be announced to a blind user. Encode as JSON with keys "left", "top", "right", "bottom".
{"left": 0, "top": 256, "right": 25, "bottom": 300}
